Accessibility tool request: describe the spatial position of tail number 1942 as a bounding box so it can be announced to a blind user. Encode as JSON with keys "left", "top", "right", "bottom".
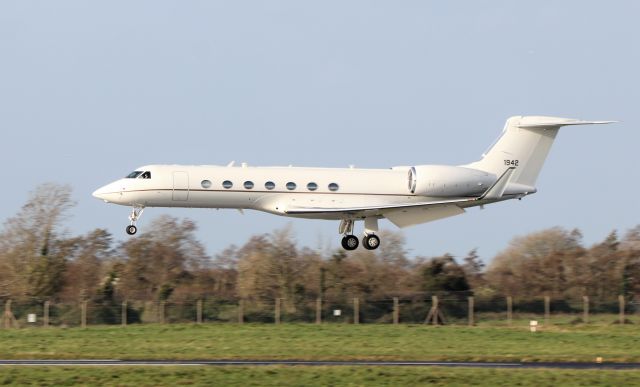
{"left": 504, "top": 160, "right": 519, "bottom": 167}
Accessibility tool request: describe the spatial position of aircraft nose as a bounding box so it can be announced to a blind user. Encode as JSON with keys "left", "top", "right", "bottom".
{"left": 93, "top": 182, "right": 122, "bottom": 203}
{"left": 92, "top": 185, "right": 110, "bottom": 201}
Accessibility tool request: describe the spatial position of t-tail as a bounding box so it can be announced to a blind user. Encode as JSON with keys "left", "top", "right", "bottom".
{"left": 465, "top": 116, "right": 615, "bottom": 191}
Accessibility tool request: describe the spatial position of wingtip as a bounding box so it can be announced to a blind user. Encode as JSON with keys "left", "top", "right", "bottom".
{"left": 590, "top": 120, "right": 618, "bottom": 125}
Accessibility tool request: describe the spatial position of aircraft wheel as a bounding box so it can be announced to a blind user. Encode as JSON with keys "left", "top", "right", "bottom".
{"left": 126, "top": 225, "right": 137, "bottom": 235}
{"left": 363, "top": 234, "right": 380, "bottom": 250}
{"left": 341, "top": 235, "right": 359, "bottom": 250}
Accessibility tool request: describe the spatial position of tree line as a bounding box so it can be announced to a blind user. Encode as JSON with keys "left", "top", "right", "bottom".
{"left": 1, "top": 184, "right": 639, "bottom": 311}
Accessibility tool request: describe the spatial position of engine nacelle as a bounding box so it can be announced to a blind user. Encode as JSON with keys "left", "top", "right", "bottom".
{"left": 409, "top": 165, "right": 496, "bottom": 197}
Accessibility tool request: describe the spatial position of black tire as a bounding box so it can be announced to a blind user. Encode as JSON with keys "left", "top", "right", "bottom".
{"left": 363, "top": 234, "right": 380, "bottom": 250}
{"left": 126, "top": 225, "right": 137, "bottom": 235}
{"left": 341, "top": 235, "right": 359, "bottom": 250}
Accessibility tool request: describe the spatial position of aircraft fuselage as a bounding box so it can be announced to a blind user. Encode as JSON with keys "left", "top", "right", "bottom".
{"left": 93, "top": 116, "right": 613, "bottom": 250}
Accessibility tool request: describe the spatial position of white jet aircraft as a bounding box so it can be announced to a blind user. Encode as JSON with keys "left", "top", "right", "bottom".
{"left": 93, "top": 116, "right": 613, "bottom": 250}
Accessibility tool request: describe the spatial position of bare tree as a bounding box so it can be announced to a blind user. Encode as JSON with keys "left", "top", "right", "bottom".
{"left": 116, "top": 216, "right": 209, "bottom": 301}
{"left": 236, "top": 226, "right": 320, "bottom": 310}
{"left": 486, "top": 227, "right": 584, "bottom": 298}
{"left": 59, "top": 229, "right": 113, "bottom": 301}
{"left": 0, "top": 183, "right": 75, "bottom": 301}
{"left": 462, "top": 248, "right": 485, "bottom": 289}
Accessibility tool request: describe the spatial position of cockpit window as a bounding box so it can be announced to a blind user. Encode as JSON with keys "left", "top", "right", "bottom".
{"left": 125, "top": 171, "right": 151, "bottom": 179}
{"left": 126, "top": 171, "right": 143, "bottom": 178}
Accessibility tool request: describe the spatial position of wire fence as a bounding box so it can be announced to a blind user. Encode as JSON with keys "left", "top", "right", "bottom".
{"left": 2, "top": 294, "right": 638, "bottom": 328}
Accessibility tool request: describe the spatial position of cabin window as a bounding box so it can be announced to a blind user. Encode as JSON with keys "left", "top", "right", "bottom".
{"left": 222, "top": 180, "right": 233, "bottom": 189}
{"left": 244, "top": 181, "right": 254, "bottom": 189}
{"left": 265, "top": 181, "right": 275, "bottom": 190}
{"left": 328, "top": 183, "right": 339, "bottom": 192}
{"left": 126, "top": 171, "right": 143, "bottom": 179}
{"left": 286, "top": 182, "right": 297, "bottom": 190}
{"left": 307, "top": 182, "right": 318, "bottom": 191}
{"left": 141, "top": 171, "right": 151, "bottom": 179}
{"left": 201, "top": 180, "right": 212, "bottom": 189}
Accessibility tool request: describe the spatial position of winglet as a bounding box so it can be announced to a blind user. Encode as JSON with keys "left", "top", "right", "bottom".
{"left": 478, "top": 167, "right": 515, "bottom": 200}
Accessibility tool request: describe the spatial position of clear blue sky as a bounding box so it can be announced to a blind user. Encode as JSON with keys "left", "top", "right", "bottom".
{"left": 1, "top": 1, "right": 638, "bottom": 262}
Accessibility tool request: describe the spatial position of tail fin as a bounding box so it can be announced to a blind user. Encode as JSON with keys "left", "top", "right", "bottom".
{"left": 465, "top": 116, "right": 615, "bottom": 187}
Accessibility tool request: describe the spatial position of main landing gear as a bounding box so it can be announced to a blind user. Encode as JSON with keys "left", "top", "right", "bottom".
{"left": 126, "top": 206, "right": 144, "bottom": 235}
{"left": 363, "top": 234, "right": 380, "bottom": 250}
{"left": 341, "top": 235, "right": 359, "bottom": 250}
{"left": 339, "top": 218, "right": 381, "bottom": 251}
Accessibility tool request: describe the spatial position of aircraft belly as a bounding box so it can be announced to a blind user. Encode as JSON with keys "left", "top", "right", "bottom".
{"left": 256, "top": 194, "right": 416, "bottom": 220}
{"left": 384, "top": 205, "right": 465, "bottom": 228}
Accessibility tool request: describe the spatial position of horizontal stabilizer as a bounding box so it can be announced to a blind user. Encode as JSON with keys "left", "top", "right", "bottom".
{"left": 517, "top": 118, "right": 617, "bottom": 129}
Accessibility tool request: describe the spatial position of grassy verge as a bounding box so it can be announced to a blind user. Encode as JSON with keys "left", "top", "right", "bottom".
{"left": 1, "top": 323, "right": 640, "bottom": 362}
{"left": 2, "top": 366, "right": 640, "bottom": 386}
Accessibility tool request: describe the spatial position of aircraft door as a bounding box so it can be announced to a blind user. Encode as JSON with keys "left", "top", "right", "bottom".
{"left": 172, "top": 171, "right": 189, "bottom": 201}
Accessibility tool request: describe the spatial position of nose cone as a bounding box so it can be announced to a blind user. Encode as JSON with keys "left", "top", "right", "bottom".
{"left": 92, "top": 181, "right": 123, "bottom": 203}
{"left": 92, "top": 185, "right": 111, "bottom": 202}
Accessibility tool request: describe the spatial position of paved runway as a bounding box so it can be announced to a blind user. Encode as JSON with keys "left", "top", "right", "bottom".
{"left": 1, "top": 360, "right": 639, "bottom": 369}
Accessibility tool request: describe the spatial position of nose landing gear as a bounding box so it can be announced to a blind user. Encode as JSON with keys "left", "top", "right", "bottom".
{"left": 126, "top": 206, "right": 144, "bottom": 235}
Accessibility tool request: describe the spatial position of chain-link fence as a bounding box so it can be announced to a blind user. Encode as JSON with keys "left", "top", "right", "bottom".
{"left": 2, "top": 293, "right": 638, "bottom": 328}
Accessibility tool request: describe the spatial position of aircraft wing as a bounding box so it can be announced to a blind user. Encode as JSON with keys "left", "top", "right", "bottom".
{"left": 284, "top": 166, "right": 519, "bottom": 227}
{"left": 285, "top": 199, "right": 472, "bottom": 228}
{"left": 284, "top": 197, "right": 473, "bottom": 215}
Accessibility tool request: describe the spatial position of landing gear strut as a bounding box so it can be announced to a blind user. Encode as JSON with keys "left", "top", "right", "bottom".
{"left": 362, "top": 217, "right": 380, "bottom": 250}
{"left": 338, "top": 218, "right": 381, "bottom": 251}
{"left": 126, "top": 206, "right": 144, "bottom": 235}
{"left": 339, "top": 219, "right": 358, "bottom": 251}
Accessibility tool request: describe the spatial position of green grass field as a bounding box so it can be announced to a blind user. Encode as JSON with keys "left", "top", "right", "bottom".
{"left": 2, "top": 322, "right": 640, "bottom": 386}
{"left": 1, "top": 366, "right": 640, "bottom": 386}
{"left": 1, "top": 322, "right": 640, "bottom": 362}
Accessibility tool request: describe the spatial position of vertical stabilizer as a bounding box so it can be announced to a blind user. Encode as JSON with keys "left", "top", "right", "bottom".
{"left": 465, "top": 116, "right": 614, "bottom": 187}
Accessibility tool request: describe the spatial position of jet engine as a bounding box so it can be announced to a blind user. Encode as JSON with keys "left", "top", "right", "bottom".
{"left": 408, "top": 165, "right": 496, "bottom": 197}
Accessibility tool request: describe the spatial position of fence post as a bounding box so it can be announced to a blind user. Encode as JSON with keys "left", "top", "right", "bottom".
{"left": 468, "top": 296, "right": 475, "bottom": 326}
{"left": 353, "top": 297, "right": 359, "bottom": 324}
{"left": 275, "top": 298, "right": 281, "bottom": 325}
{"left": 197, "top": 299, "right": 203, "bottom": 324}
{"left": 44, "top": 301, "right": 50, "bottom": 328}
{"left": 121, "top": 301, "right": 127, "bottom": 327}
{"left": 619, "top": 295, "right": 625, "bottom": 324}
{"left": 81, "top": 300, "right": 87, "bottom": 328}
{"left": 583, "top": 296, "right": 589, "bottom": 324}
{"left": 393, "top": 297, "right": 399, "bottom": 325}
{"left": 315, "top": 298, "right": 322, "bottom": 324}
{"left": 425, "top": 296, "right": 442, "bottom": 325}
{"left": 2, "top": 299, "right": 8, "bottom": 329}
{"left": 506, "top": 296, "right": 512, "bottom": 325}
{"left": 3, "top": 300, "right": 18, "bottom": 329}
{"left": 544, "top": 296, "right": 550, "bottom": 325}
{"left": 159, "top": 301, "right": 166, "bottom": 324}
{"left": 238, "top": 299, "right": 244, "bottom": 324}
